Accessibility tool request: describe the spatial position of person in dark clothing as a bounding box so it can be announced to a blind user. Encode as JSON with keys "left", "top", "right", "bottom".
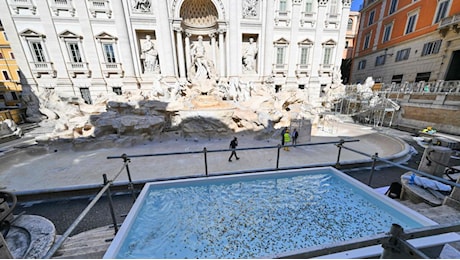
{"left": 281, "top": 127, "right": 287, "bottom": 146}
{"left": 228, "top": 137, "right": 240, "bottom": 162}
{"left": 291, "top": 128, "right": 299, "bottom": 146}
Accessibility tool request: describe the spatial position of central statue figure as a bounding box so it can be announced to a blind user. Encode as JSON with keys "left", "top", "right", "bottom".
{"left": 190, "top": 36, "right": 212, "bottom": 80}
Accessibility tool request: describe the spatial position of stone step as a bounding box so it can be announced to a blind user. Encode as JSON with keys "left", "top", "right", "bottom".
{"left": 52, "top": 244, "right": 109, "bottom": 259}
{"left": 52, "top": 226, "right": 114, "bottom": 259}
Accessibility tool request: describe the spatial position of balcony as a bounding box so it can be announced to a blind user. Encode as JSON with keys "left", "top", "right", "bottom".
{"left": 67, "top": 62, "right": 91, "bottom": 78}
{"left": 438, "top": 13, "right": 460, "bottom": 36}
{"left": 275, "top": 10, "right": 291, "bottom": 26}
{"left": 88, "top": 0, "right": 112, "bottom": 18}
{"left": 295, "top": 64, "right": 310, "bottom": 77}
{"left": 9, "top": 0, "right": 36, "bottom": 15}
{"left": 319, "top": 63, "right": 333, "bottom": 74}
{"left": 50, "top": 0, "right": 76, "bottom": 16}
{"left": 30, "top": 62, "right": 57, "bottom": 78}
{"left": 101, "top": 63, "right": 123, "bottom": 78}
{"left": 300, "top": 12, "right": 316, "bottom": 27}
{"left": 272, "top": 63, "right": 288, "bottom": 76}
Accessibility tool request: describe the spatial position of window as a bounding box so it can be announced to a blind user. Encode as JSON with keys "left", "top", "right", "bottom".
{"left": 405, "top": 12, "right": 417, "bottom": 34}
{"left": 434, "top": 0, "right": 449, "bottom": 23}
{"left": 347, "top": 18, "right": 353, "bottom": 30}
{"left": 0, "top": 53, "right": 3, "bottom": 59}
{"left": 300, "top": 47, "right": 310, "bottom": 64}
{"left": 275, "top": 85, "right": 282, "bottom": 93}
{"left": 103, "top": 43, "right": 116, "bottom": 63}
{"left": 415, "top": 72, "right": 431, "bottom": 82}
{"left": 345, "top": 41, "right": 349, "bottom": 48}
{"left": 329, "top": 0, "right": 338, "bottom": 15}
{"left": 363, "top": 33, "right": 371, "bottom": 49}
{"left": 421, "top": 40, "right": 442, "bottom": 56}
{"left": 3, "top": 32, "right": 8, "bottom": 41}
{"left": 305, "top": 0, "right": 313, "bottom": 13}
{"left": 395, "top": 48, "right": 410, "bottom": 61}
{"left": 30, "top": 41, "right": 46, "bottom": 62}
{"left": 2, "top": 71, "right": 10, "bottom": 80}
{"left": 391, "top": 74, "right": 403, "bottom": 83}
{"left": 279, "top": 0, "right": 287, "bottom": 12}
{"left": 10, "top": 52, "right": 14, "bottom": 59}
{"left": 323, "top": 47, "right": 333, "bottom": 65}
{"left": 67, "top": 42, "right": 83, "bottom": 63}
{"left": 298, "top": 84, "right": 305, "bottom": 89}
{"left": 358, "top": 60, "right": 366, "bottom": 70}
{"left": 276, "top": 47, "right": 285, "bottom": 65}
{"left": 112, "top": 87, "right": 122, "bottom": 95}
{"left": 80, "top": 88, "right": 92, "bottom": 104}
{"left": 383, "top": 24, "right": 392, "bottom": 42}
{"left": 375, "top": 55, "right": 386, "bottom": 66}
{"left": 389, "top": 0, "right": 398, "bottom": 14}
{"left": 368, "top": 10, "right": 375, "bottom": 25}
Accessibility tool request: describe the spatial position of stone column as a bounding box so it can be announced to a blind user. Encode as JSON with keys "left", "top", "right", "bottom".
{"left": 210, "top": 32, "right": 217, "bottom": 75}
{"left": 174, "top": 27, "right": 186, "bottom": 79}
{"left": 218, "top": 29, "right": 226, "bottom": 77}
{"left": 262, "top": 1, "right": 275, "bottom": 77}
{"left": 185, "top": 33, "right": 192, "bottom": 75}
{"left": 309, "top": 0, "right": 328, "bottom": 105}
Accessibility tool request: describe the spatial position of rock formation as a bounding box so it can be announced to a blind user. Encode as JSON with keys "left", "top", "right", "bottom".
{"left": 19, "top": 76, "right": 346, "bottom": 147}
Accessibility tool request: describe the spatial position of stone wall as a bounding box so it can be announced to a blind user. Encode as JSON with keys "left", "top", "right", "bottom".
{"left": 390, "top": 93, "right": 460, "bottom": 135}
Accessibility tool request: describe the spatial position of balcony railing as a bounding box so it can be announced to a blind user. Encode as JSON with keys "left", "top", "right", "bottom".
{"left": 101, "top": 63, "right": 123, "bottom": 78}
{"left": 275, "top": 10, "right": 291, "bottom": 26}
{"left": 88, "top": 0, "right": 112, "bottom": 18}
{"left": 319, "top": 63, "right": 333, "bottom": 74}
{"left": 300, "top": 12, "right": 316, "bottom": 27}
{"left": 67, "top": 62, "right": 91, "bottom": 78}
{"left": 9, "top": 0, "right": 36, "bottom": 15}
{"left": 30, "top": 62, "right": 57, "bottom": 78}
{"left": 50, "top": 0, "right": 75, "bottom": 16}
{"left": 272, "top": 63, "right": 288, "bottom": 76}
{"left": 439, "top": 13, "right": 460, "bottom": 29}
{"left": 295, "top": 64, "right": 310, "bottom": 76}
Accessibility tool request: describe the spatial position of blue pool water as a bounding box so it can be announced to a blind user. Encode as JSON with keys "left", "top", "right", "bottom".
{"left": 106, "top": 168, "right": 430, "bottom": 259}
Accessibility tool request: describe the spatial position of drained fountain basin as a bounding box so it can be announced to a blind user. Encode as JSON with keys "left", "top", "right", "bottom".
{"left": 104, "top": 167, "right": 458, "bottom": 258}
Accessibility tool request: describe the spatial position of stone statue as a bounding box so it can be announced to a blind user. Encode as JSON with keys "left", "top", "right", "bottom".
{"left": 243, "top": 37, "right": 258, "bottom": 72}
{"left": 242, "top": 0, "right": 258, "bottom": 18}
{"left": 190, "top": 36, "right": 212, "bottom": 80}
{"left": 133, "top": 0, "right": 151, "bottom": 12}
{"left": 141, "top": 35, "right": 158, "bottom": 73}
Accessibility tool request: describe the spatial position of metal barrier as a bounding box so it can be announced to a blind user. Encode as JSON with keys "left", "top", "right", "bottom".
{"left": 43, "top": 162, "right": 129, "bottom": 259}
{"left": 42, "top": 137, "right": 460, "bottom": 259}
{"left": 276, "top": 222, "right": 460, "bottom": 258}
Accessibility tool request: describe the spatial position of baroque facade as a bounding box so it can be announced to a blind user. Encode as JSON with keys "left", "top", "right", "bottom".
{"left": 0, "top": 0, "right": 351, "bottom": 104}
{"left": 350, "top": 0, "right": 460, "bottom": 85}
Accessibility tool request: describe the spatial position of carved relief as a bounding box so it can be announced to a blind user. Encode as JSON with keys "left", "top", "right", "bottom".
{"left": 242, "top": 0, "right": 259, "bottom": 18}
{"left": 133, "top": 0, "right": 151, "bottom": 12}
{"left": 318, "top": 0, "right": 329, "bottom": 6}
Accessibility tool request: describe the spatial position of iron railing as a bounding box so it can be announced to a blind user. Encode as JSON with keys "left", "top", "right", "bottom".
{"left": 41, "top": 138, "right": 460, "bottom": 258}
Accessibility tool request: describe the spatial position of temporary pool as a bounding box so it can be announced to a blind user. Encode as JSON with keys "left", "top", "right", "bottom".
{"left": 104, "top": 167, "right": 457, "bottom": 259}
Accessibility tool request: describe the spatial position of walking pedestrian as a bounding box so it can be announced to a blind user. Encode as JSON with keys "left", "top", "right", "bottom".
{"left": 283, "top": 129, "right": 291, "bottom": 151}
{"left": 291, "top": 128, "right": 299, "bottom": 146}
{"left": 228, "top": 137, "right": 240, "bottom": 162}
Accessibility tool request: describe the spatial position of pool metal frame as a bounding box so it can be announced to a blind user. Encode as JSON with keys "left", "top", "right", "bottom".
{"left": 103, "top": 167, "right": 460, "bottom": 259}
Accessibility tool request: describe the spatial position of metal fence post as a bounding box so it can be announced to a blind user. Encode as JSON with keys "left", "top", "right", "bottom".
{"left": 103, "top": 174, "right": 118, "bottom": 234}
{"left": 276, "top": 144, "right": 281, "bottom": 169}
{"left": 121, "top": 153, "right": 136, "bottom": 203}
{"left": 203, "top": 147, "right": 208, "bottom": 176}
{"left": 335, "top": 139, "right": 344, "bottom": 168}
{"left": 368, "top": 152, "right": 378, "bottom": 186}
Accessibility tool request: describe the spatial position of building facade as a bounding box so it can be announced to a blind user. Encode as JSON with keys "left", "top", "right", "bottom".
{"left": 0, "top": 19, "right": 22, "bottom": 109}
{"left": 341, "top": 10, "right": 359, "bottom": 83}
{"left": 350, "top": 0, "right": 460, "bottom": 85}
{"left": 0, "top": 0, "right": 351, "bottom": 105}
